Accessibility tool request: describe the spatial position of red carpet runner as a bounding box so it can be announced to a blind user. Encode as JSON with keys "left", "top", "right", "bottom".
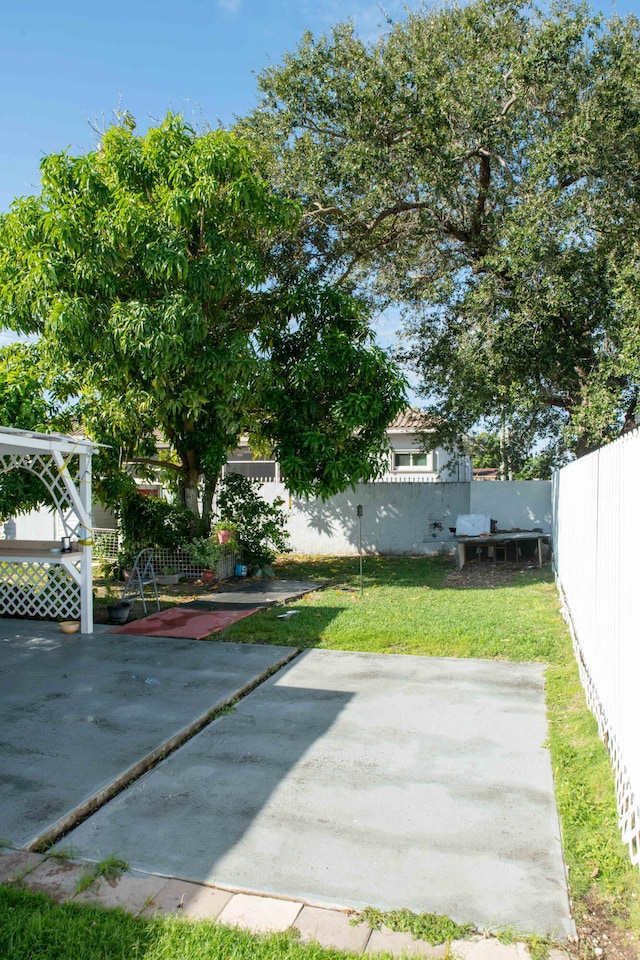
{"left": 108, "top": 606, "right": 261, "bottom": 639}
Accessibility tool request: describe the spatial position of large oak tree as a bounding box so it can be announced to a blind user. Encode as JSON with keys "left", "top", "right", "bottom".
{"left": 242, "top": 0, "right": 640, "bottom": 461}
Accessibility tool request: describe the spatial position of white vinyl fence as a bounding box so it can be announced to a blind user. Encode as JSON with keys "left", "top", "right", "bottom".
{"left": 553, "top": 427, "right": 640, "bottom": 866}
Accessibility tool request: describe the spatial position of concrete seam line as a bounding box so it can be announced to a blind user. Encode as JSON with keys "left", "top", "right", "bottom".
{"left": 25, "top": 647, "right": 301, "bottom": 853}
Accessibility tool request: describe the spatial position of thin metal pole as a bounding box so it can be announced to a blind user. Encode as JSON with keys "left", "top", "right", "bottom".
{"left": 357, "top": 505, "right": 363, "bottom": 596}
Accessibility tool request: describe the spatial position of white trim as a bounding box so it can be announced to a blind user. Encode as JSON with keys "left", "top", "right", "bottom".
{"left": 0, "top": 427, "right": 96, "bottom": 632}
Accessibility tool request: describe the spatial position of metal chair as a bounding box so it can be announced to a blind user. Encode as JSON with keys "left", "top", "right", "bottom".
{"left": 121, "top": 548, "right": 160, "bottom": 614}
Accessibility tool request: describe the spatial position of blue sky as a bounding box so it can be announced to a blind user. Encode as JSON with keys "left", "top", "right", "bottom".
{"left": 1, "top": 0, "right": 636, "bottom": 359}
{"left": 0, "top": 0, "right": 417, "bottom": 215}
{"left": 2, "top": 0, "right": 636, "bottom": 214}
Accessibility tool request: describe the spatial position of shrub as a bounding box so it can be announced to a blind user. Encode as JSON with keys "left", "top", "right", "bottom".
{"left": 216, "top": 474, "right": 291, "bottom": 569}
{"left": 118, "top": 493, "right": 207, "bottom": 567}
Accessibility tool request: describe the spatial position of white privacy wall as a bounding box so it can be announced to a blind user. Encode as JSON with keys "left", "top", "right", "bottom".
{"left": 256, "top": 480, "right": 552, "bottom": 556}
{"left": 14, "top": 478, "right": 552, "bottom": 556}
{"left": 259, "top": 481, "right": 471, "bottom": 556}
{"left": 471, "top": 480, "right": 552, "bottom": 531}
{"left": 553, "top": 428, "right": 640, "bottom": 866}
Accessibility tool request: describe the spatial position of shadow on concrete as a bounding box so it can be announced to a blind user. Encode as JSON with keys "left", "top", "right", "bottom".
{"left": 0, "top": 621, "right": 296, "bottom": 850}
{"left": 58, "top": 649, "right": 573, "bottom": 938}
{"left": 61, "top": 668, "right": 354, "bottom": 888}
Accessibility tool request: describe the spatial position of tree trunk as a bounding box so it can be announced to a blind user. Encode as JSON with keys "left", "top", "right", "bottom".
{"left": 183, "top": 470, "right": 200, "bottom": 516}
{"left": 201, "top": 477, "right": 217, "bottom": 530}
{"left": 180, "top": 449, "right": 201, "bottom": 518}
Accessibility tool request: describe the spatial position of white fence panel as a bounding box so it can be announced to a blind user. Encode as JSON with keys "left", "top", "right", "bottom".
{"left": 554, "top": 428, "right": 640, "bottom": 865}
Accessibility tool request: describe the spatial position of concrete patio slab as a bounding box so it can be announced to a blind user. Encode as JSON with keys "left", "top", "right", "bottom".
{"left": 0, "top": 851, "right": 45, "bottom": 883}
{"left": 295, "top": 904, "right": 372, "bottom": 952}
{"left": 366, "top": 926, "right": 449, "bottom": 958}
{"left": 59, "top": 650, "right": 572, "bottom": 937}
{"left": 196, "top": 579, "right": 324, "bottom": 607}
{"left": 22, "top": 857, "right": 87, "bottom": 901}
{"left": 0, "top": 618, "right": 294, "bottom": 848}
{"left": 452, "top": 940, "right": 532, "bottom": 960}
{"left": 73, "top": 871, "right": 168, "bottom": 912}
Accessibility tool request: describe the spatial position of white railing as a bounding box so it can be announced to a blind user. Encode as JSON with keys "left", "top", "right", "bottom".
{"left": 553, "top": 427, "right": 640, "bottom": 866}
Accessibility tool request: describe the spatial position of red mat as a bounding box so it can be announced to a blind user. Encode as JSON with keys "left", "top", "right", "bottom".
{"left": 108, "top": 606, "right": 261, "bottom": 639}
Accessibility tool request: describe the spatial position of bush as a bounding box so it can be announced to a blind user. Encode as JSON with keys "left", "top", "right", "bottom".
{"left": 118, "top": 493, "right": 207, "bottom": 567}
{"left": 183, "top": 537, "right": 223, "bottom": 570}
{"left": 216, "top": 474, "right": 291, "bottom": 569}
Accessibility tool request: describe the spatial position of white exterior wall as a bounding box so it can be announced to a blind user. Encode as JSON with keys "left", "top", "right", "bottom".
{"left": 553, "top": 428, "right": 640, "bottom": 866}
{"left": 10, "top": 481, "right": 549, "bottom": 553}
{"left": 3, "top": 503, "right": 116, "bottom": 541}
{"left": 258, "top": 480, "right": 551, "bottom": 556}
{"left": 259, "top": 481, "right": 471, "bottom": 555}
{"left": 3, "top": 506, "right": 58, "bottom": 540}
{"left": 471, "top": 480, "right": 552, "bottom": 532}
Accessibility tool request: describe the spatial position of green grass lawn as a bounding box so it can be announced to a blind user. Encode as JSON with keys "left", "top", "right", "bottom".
{"left": 2, "top": 554, "right": 639, "bottom": 959}
{"left": 221, "top": 555, "right": 569, "bottom": 662}
{"left": 0, "top": 887, "right": 351, "bottom": 960}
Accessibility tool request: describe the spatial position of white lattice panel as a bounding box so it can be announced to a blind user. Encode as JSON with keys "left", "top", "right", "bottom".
{"left": 0, "top": 560, "right": 81, "bottom": 620}
{"left": 152, "top": 547, "right": 238, "bottom": 581}
{"left": 0, "top": 453, "right": 85, "bottom": 538}
{"left": 558, "top": 582, "right": 640, "bottom": 867}
{"left": 571, "top": 622, "right": 640, "bottom": 867}
{"left": 93, "top": 529, "right": 120, "bottom": 561}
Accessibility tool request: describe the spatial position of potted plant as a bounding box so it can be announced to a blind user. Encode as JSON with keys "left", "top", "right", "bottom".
{"left": 107, "top": 599, "right": 131, "bottom": 625}
{"left": 105, "top": 585, "right": 132, "bottom": 625}
{"left": 184, "top": 537, "right": 222, "bottom": 583}
{"left": 155, "top": 567, "right": 181, "bottom": 586}
{"left": 213, "top": 520, "right": 239, "bottom": 547}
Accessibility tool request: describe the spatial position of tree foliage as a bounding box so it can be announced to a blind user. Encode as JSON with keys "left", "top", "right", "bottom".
{"left": 0, "top": 114, "right": 406, "bottom": 516}
{"left": 242, "top": 0, "right": 640, "bottom": 462}
{"left": 465, "top": 430, "right": 564, "bottom": 480}
{"left": 216, "top": 473, "right": 291, "bottom": 568}
{"left": 117, "top": 493, "right": 207, "bottom": 566}
{"left": 0, "top": 343, "right": 72, "bottom": 519}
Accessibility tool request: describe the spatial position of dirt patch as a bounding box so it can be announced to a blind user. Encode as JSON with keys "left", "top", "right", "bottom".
{"left": 569, "top": 889, "right": 640, "bottom": 960}
{"left": 444, "top": 561, "right": 549, "bottom": 589}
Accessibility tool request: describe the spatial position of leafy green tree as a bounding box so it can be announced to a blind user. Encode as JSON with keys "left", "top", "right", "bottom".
{"left": 465, "top": 433, "right": 502, "bottom": 472}
{"left": 242, "top": 0, "right": 640, "bottom": 462}
{"left": 0, "top": 113, "right": 406, "bottom": 518}
{"left": 0, "top": 343, "right": 72, "bottom": 519}
{"left": 465, "top": 429, "right": 564, "bottom": 480}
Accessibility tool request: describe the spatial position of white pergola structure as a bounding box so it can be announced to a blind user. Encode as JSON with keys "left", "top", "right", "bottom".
{"left": 0, "top": 427, "right": 96, "bottom": 633}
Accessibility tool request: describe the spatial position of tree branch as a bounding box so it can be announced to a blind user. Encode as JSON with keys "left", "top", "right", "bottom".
{"left": 125, "top": 456, "right": 182, "bottom": 474}
{"left": 302, "top": 202, "right": 343, "bottom": 221}
{"left": 297, "top": 117, "right": 348, "bottom": 141}
{"left": 472, "top": 150, "right": 492, "bottom": 236}
{"left": 367, "top": 201, "right": 431, "bottom": 232}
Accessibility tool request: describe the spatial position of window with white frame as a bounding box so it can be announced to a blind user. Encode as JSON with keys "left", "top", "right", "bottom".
{"left": 393, "top": 450, "right": 437, "bottom": 471}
